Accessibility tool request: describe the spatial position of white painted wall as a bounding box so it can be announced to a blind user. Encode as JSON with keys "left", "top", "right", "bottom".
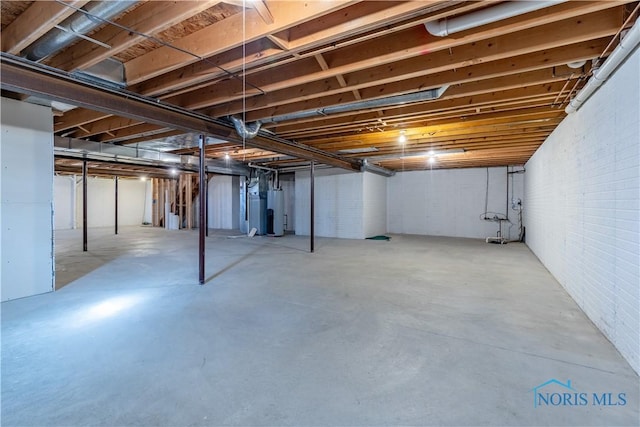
{"left": 207, "top": 175, "right": 239, "bottom": 229}
{"left": 363, "top": 172, "right": 387, "bottom": 238}
{"left": 388, "top": 167, "right": 523, "bottom": 240}
{"left": 525, "top": 48, "right": 639, "bottom": 374}
{"left": 54, "top": 175, "right": 75, "bottom": 230}
{"left": 54, "top": 176, "right": 148, "bottom": 230}
{"left": 280, "top": 174, "right": 295, "bottom": 232}
{"left": 1, "top": 98, "right": 54, "bottom": 301}
{"left": 296, "top": 169, "right": 365, "bottom": 239}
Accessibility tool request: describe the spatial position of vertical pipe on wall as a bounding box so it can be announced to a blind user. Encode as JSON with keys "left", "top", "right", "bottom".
{"left": 310, "top": 160, "right": 315, "bottom": 253}
{"left": 198, "top": 135, "right": 206, "bottom": 285}
{"left": 114, "top": 176, "right": 119, "bottom": 235}
{"left": 82, "top": 160, "right": 88, "bottom": 252}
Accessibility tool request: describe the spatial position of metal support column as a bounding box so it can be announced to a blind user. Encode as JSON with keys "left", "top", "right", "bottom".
{"left": 114, "top": 176, "right": 119, "bottom": 235}
{"left": 198, "top": 135, "right": 206, "bottom": 284}
{"left": 82, "top": 159, "right": 88, "bottom": 252}
{"left": 310, "top": 161, "right": 315, "bottom": 253}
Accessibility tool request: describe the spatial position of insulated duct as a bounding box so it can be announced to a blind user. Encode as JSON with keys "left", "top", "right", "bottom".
{"left": 230, "top": 115, "right": 262, "bottom": 139}
{"left": 425, "top": 1, "right": 565, "bottom": 37}
{"left": 261, "top": 86, "right": 449, "bottom": 123}
{"left": 566, "top": 20, "right": 640, "bottom": 114}
{"left": 22, "top": 1, "right": 137, "bottom": 61}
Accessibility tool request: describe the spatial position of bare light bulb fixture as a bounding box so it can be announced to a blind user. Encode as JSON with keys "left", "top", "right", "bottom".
{"left": 224, "top": 153, "right": 231, "bottom": 160}
{"left": 428, "top": 156, "right": 436, "bottom": 164}
{"left": 398, "top": 131, "right": 407, "bottom": 144}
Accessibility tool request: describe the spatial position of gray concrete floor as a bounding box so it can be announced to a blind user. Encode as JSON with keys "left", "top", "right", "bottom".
{"left": 2, "top": 226, "right": 638, "bottom": 426}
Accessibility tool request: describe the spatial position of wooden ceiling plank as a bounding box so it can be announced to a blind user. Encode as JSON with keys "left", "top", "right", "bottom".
{"left": 246, "top": 68, "right": 568, "bottom": 127}
{"left": 70, "top": 116, "right": 142, "bottom": 138}
{"left": 204, "top": 38, "right": 604, "bottom": 119}
{"left": 97, "top": 123, "right": 168, "bottom": 143}
{"left": 254, "top": 1, "right": 274, "bottom": 25}
{"left": 55, "top": 109, "right": 112, "bottom": 133}
{"left": 123, "top": 1, "right": 360, "bottom": 85}
{"left": 2, "top": 0, "right": 90, "bottom": 55}
{"left": 130, "top": 1, "right": 470, "bottom": 97}
{"left": 178, "top": 8, "right": 619, "bottom": 112}
{"left": 49, "top": 0, "right": 222, "bottom": 71}
{"left": 276, "top": 96, "right": 563, "bottom": 137}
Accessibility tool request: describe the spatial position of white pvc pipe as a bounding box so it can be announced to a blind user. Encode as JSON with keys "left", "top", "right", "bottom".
{"left": 566, "top": 20, "right": 640, "bottom": 114}
{"left": 425, "top": 1, "right": 566, "bottom": 37}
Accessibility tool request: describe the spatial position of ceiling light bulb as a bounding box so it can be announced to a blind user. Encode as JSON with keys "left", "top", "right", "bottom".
{"left": 427, "top": 150, "right": 435, "bottom": 156}
{"left": 140, "top": 176, "right": 147, "bottom": 182}
{"left": 428, "top": 157, "right": 436, "bottom": 164}
{"left": 170, "top": 168, "right": 177, "bottom": 175}
{"left": 224, "top": 153, "right": 231, "bottom": 160}
{"left": 399, "top": 133, "right": 407, "bottom": 144}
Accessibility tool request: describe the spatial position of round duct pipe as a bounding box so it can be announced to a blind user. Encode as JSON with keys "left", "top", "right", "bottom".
{"left": 22, "top": 1, "right": 137, "bottom": 61}
{"left": 425, "top": 1, "right": 566, "bottom": 37}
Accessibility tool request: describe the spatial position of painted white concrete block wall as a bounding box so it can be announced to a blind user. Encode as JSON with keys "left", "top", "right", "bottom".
{"left": 207, "top": 175, "right": 239, "bottom": 229}
{"left": 363, "top": 172, "right": 387, "bottom": 238}
{"left": 295, "top": 169, "right": 365, "bottom": 239}
{"left": 1, "top": 98, "right": 54, "bottom": 301}
{"left": 525, "top": 48, "right": 639, "bottom": 374}
{"left": 388, "top": 167, "right": 522, "bottom": 239}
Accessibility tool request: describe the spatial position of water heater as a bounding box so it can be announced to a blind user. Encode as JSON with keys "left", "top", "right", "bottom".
{"left": 267, "top": 189, "right": 284, "bottom": 236}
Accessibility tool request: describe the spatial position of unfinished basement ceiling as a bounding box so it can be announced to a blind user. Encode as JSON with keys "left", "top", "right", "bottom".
{"left": 1, "top": 0, "right": 638, "bottom": 173}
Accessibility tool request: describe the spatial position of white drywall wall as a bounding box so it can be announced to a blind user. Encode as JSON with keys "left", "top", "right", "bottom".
{"left": 54, "top": 175, "right": 75, "bottom": 230}
{"left": 295, "top": 169, "right": 365, "bottom": 239}
{"left": 525, "top": 48, "right": 639, "bottom": 374}
{"left": 1, "top": 98, "right": 54, "bottom": 301}
{"left": 56, "top": 176, "right": 148, "bottom": 230}
{"left": 207, "top": 175, "right": 239, "bottom": 229}
{"left": 387, "top": 167, "right": 523, "bottom": 239}
{"left": 280, "top": 174, "right": 295, "bottom": 231}
{"left": 363, "top": 172, "right": 387, "bottom": 238}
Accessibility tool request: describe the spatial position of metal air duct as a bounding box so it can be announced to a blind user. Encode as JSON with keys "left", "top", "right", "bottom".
{"left": 262, "top": 85, "right": 449, "bottom": 124}
{"left": 22, "top": 1, "right": 137, "bottom": 61}
{"left": 425, "top": 1, "right": 566, "bottom": 37}
{"left": 230, "top": 115, "right": 262, "bottom": 139}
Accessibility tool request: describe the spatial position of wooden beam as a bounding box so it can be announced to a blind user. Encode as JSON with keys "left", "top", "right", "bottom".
{"left": 130, "top": 1, "right": 458, "bottom": 96}
{"left": 55, "top": 109, "right": 112, "bottom": 133}
{"left": 254, "top": 0, "right": 274, "bottom": 25}
{"left": 181, "top": 8, "right": 620, "bottom": 112}
{"left": 124, "top": 1, "right": 359, "bottom": 84}
{"left": 70, "top": 116, "right": 142, "bottom": 138}
{"left": 204, "top": 38, "right": 605, "bottom": 119}
{"left": 2, "top": 0, "right": 90, "bottom": 55}
{"left": 49, "top": 1, "right": 222, "bottom": 71}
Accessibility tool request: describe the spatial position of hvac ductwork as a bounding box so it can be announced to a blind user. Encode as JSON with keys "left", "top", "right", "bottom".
{"left": 425, "top": 1, "right": 566, "bottom": 37}
{"left": 262, "top": 85, "right": 449, "bottom": 124}
{"left": 22, "top": 1, "right": 137, "bottom": 61}
{"left": 230, "top": 115, "right": 262, "bottom": 139}
{"left": 566, "top": 20, "right": 640, "bottom": 114}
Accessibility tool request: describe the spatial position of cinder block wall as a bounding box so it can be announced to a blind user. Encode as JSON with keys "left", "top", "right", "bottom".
{"left": 525, "top": 49, "right": 639, "bottom": 374}
{"left": 387, "top": 167, "right": 524, "bottom": 240}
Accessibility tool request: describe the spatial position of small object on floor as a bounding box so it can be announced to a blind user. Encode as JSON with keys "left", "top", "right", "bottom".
{"left": 486, "top": 236, "right": 507, "bottom": 244}
{"left": 366, "top": 235, "right": 391, "bottom": 241}
{"left": 248, "top": 227, "right": 257, "bottom": 237}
